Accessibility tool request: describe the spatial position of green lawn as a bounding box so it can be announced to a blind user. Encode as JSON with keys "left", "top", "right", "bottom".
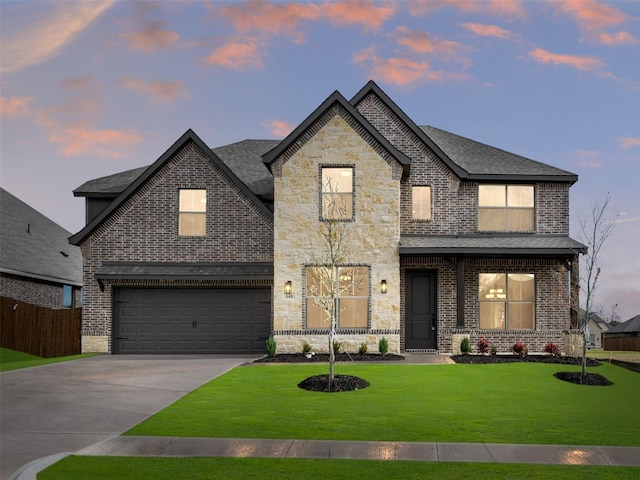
{"left": 0, "top": 348, "right": 95, "bottom": 372}
{"left": 38, "top": 456, "right": 640, "bottom": 480}
{"left": 127, "top": 362, "right": 640, "bottom": 446}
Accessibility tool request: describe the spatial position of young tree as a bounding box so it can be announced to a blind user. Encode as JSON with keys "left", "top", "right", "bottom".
{"left": 578, "top": 194, "right": 615, "bottom": 383}
{"left": 307, "top": 174, "right": 361, "bottom": 390}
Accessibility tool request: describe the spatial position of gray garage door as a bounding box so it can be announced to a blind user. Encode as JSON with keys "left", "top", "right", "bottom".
{"left": 114, "top": 288, "right": 271, "bottom": 354}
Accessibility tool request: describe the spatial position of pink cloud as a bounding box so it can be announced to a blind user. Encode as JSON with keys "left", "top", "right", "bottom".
{"left": 60, "top": 76, "right": 96, "bottom": 92}
{"left": 48, "top": 127, "right": 141, "bottom": 159}
{"left": 554, "top": 0, "right": 628, "bottom": 32}
{"left": 409, "top": 0, "right": 526, "bottom": 19}
{"left": 0, "top": 97, "right": 32, "bottom": 117}
{"left": 595, "top": 31, "right": 637, "bottom": 46}
{"left": 117, "top": 77, "right": 187, "bottom": 103}
{"left": 320, "top": 1, "right": 395, "bottom": 31}
{"left": 529, "top": 48, "right": 604, "bottom": 71}
{"left": 265, "top": 120, "right": 294, "bottom": 137}
{"left": 203, "top": 42, "right": 264, "bottom": 71}
{"left": 460, "top": 22, "right": 511, "bottom": 39}
{"left": 126, "top": 21, "right": 180, "bottom": 52}
{"left": 395, "top": 26, "right": 467, "bottom": 58}
{"left": 618, "top": 137, "right": 640, "bottom": 149}
{"left": 353, "top": 48, "right": 467, "bottom": 87}
{"left": 575, "top": 150, "right": 604, "bottom": 169}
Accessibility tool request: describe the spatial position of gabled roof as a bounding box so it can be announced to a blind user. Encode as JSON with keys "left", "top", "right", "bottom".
{"left": 69, "top": 129, "right": 273, "bottom": 246}
{"left": 350, "top": 80, "right": 467, "bottom": 178}
{"left": 262, "top": 90, "right": 411, "bottom": 175}
{"left": 350, "top": 80, "right": 578, "bottom": 184}
{"left": 1, "top": 188, "right": 82, "bottom": 285}
{"left": 604, "top": 315, "right": 640, "bottom": 334}
{"left": 213, "top": 140, "right": 279, "bottom": 197}
{"left": 73, "top": 166, "right": 149, "bottom": 198}
{"left": 421, "top": 126, "right": 578, "bottom": 182}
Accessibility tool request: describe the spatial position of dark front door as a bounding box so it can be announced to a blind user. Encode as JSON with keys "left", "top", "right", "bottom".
{"left": 405, "top": 270, "right": 437, "bottom": 350}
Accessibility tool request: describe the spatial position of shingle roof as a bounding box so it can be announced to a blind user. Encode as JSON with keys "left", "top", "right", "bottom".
{"left": 400, "top": 234, "right": 587, "bottom": 256}
{"left": 95, "top": 261, "right": 273, "bottom": 281}
{"left": 421, "top": 126, "right": 578, "bottom": 182}
{"left": 213, "top": 140, "right": 279, "bottom": 197}
{"left": 73, "top": 166, "right": 149, "bottom": 197}
{"left": 1, "top": 188, "right": 82, "bottom": 285}
{"left": 604, "top": 315, "right": 640, "bottom": 334}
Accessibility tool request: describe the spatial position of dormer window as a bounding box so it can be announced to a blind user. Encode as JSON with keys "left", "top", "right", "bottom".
{"left": 179, "top": 189, "right": 206, "bottom": 236}
{"left": 479, "top": 185, "right": 534, "bottom": 232}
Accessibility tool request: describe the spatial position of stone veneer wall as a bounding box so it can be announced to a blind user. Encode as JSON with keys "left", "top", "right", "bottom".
{"left": 80, "top": 141, "right": 273, "bottom": 353}
{"left": 271, "top": 111, "right": 402, "bottom": 354}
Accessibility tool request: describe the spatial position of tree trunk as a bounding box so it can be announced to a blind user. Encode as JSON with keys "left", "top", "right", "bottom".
{"left": 581, "top": 333, "right": 587, "bottom": 384}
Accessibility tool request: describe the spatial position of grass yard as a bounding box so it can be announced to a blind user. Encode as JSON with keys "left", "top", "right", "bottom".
{"left": 38, "top": 456, "right": 640, "bottom": 480}
{"left": 127, "top": 362, "right": 640, "bottom": 446}
{"left": 0, "top": 348, "right": 95, "bottom": 372}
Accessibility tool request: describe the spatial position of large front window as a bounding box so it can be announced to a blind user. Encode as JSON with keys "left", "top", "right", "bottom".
{"left": 179, "top": 189, "right": 206, "bottom": 236}
{"left": 479, "top": 273, "right": 535, "bottom": 329}
{"left": 321, "top": 167, "right": 353, "bottom": 220}
{"left": 478, "top": 185, "right": 534, "bottom": 232}
{"left": 306, "top": 266, "right": 369, "bottom": 328}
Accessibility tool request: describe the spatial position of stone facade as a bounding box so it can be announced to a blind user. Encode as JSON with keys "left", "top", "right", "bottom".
{"left": 272, "top": 112, "right": 402, "bottom": 354}
{"left": 80, "top": 140, "right": 273, "bottom": 352}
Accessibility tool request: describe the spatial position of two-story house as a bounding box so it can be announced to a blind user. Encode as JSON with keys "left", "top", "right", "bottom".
{"left": 70, "top": 81, "right": 585, "bottom": 355}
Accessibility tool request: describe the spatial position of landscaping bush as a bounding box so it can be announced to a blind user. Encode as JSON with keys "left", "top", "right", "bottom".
{"left": 511, "top": 341, "right": 527, "bottom": 358}
{"left": 490, "top": 344, "right": 498, "bottom": 356}
{"left": 332, "top": 340, "right": 343, "bottom": 355}
{"left": 266, "top": 336, "right": 277, "bottom": 357}
{"left": 358, "top": 342, "right": 368, "bottom": 355}
{"left": 378, "top": 337, "right": 389, "bottom": 356}
{"left": 477, "top": 337, "right": 490, "bottom": 354}
{"left": 460, "top": 336, "right": 471, "bottom": 354}
{"left": 302, "top": 342, "right": 312, "bottom": 354}
{"left": 543, "top": 342, "right": 561, "bottom": 357}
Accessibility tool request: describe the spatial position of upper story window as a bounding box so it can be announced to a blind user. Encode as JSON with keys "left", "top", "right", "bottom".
{"left": 412, "top": 186, "right": 431, "bottom": 221}
{"left": 321, "top": 167, "right": 353, "bottom": 220}
{"left": 478, "top": 185, "right": 534, "bottom": 232}
{"left": 306, "top": 265, "right": 369, "bottom": 329}
{"left": 179, "top": 189, "right": 206, "bottom": 236}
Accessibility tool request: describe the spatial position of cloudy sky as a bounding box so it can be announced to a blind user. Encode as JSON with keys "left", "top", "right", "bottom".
{"left": 1, "top": 0, "right": 638, "bottom": 320}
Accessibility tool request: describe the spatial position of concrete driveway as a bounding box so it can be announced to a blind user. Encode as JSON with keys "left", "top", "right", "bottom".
{"left": 0, "top": 354, "right": 258, "bottom": 479}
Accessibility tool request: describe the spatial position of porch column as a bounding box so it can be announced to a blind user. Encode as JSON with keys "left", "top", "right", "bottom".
{"left": 457, "top": 257, "right": 465, "bottom": 328}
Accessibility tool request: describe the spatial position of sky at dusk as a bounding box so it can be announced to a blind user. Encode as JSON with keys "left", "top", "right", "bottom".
{"left": 1, "top": 0, "right": 639, "bottom": 320}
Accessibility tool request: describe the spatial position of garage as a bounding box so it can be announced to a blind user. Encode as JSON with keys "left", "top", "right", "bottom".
{"left": 114, "top": 287, "right": 271, "bottom": 354}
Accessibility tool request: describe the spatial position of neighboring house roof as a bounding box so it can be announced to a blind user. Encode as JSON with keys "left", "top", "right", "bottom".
{"left": 95, "top": 262, "right": 273, "bottom": 281}
{"left": 69, "top": 129, "right": 273, "bottom": 246}
{"left": 421, "top": 126, "right": 578, "bottom": 182}
{"left": 0, "top": 188, "right": 82, "bottom": 286}
{"left": 604, "top": 315, "right": 640, "bottom": 334}
{"left": 262, "top": 90, "right": 412, "bottom": 175}
{"left": 399, "top": 234, "right": 587, "bottom": 256}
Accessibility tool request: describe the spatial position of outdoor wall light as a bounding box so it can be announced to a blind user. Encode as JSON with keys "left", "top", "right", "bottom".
{"left": 380, "top": 279, "right": 387, "bottom": 294}
{"left": 284, "top": 280, "right": 293, "bottom": 297}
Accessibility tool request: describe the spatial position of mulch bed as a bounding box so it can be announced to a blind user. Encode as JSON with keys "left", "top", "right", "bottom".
{"left": 553, "top": 371, "right": 613, "bottom": 386}
{"left": 297, "top": 374, "right": 370, "bottom": 392}
{"left": 450, "top": 354, "right": 601, "bottom": 366}
{"left": 254, "top": 353, "right": 405, "bottom": 363}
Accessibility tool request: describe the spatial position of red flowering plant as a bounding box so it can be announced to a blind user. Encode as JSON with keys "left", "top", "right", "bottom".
{"left": 511, "top": 341, "right": 527, "bottom": 358}
{"left": 477, "top": 337, "right": 490, "bottom": 354}
{"left": 543, "top": 342, "right": 561, "bottom": 357}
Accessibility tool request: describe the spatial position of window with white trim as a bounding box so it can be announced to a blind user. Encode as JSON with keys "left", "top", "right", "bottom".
{"left": 179, "top": 189, "right": 206, "bottom": 236}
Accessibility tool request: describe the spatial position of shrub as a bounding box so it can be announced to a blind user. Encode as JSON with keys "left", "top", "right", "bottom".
{"left": 302, "top": 342, "right": 311, "bottom": 354}
{"left": 378, "top": 337, "right": 389, "bottom": 356}
{"left": 332, "top": 340, "right": 343, "bottom": 355}
{"left": 490, "top": 344, "right": 498, "bottom": 356}
{"left": 511, "top": 341, "right": 527, "bottom": 358}
{"left": 266, "top": 336, "right": 277, "bottom": 357}
{"left": 460, "top": 336, "right": 471, "bottom": 354}
{"left": 477, "top": 337, "right": 490, "bottom": 354}
{"left": 358, "top": 342, "right": 368, "bottom": 355}
{"left": 544, "top": 342, "right": 561, "bottom": 357}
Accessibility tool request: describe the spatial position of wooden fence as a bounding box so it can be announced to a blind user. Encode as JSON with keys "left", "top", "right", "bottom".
{"left": 603, "top": 334, "right": 640, "bottom": 352}
{"left": 0, "top": 296, "right": 82, "bottom": 357}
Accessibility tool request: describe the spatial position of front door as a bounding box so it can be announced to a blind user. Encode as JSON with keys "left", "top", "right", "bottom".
{"left": 405, "top": 270, "right": 437, "bottom": 350}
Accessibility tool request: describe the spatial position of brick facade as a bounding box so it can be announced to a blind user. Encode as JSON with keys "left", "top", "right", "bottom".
{"left": 80, "top": 140, "right": 273, "bottom": 352}
{"left": 0, "top": 273, "right": 80, "bottom": 309}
